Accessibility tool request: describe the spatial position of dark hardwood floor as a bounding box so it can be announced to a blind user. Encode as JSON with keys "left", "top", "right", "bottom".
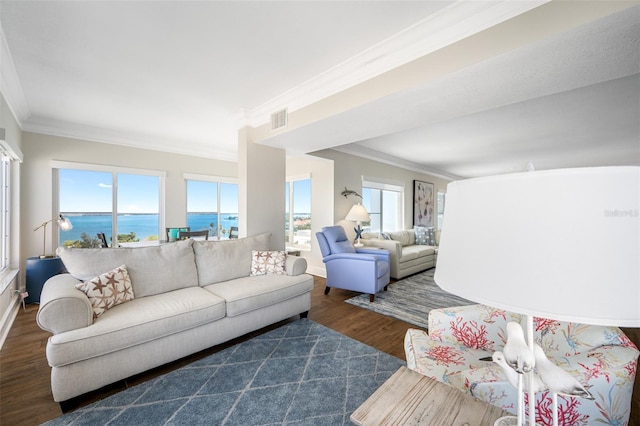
{"left": 1, "top": 275, "right": 639, "bottom": 425}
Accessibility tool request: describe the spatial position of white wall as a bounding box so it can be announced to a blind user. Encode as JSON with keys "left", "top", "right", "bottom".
{"left": 21, "top": 131, "right": 237, "bottom": 265}
{"left": 310, "top": 149, "right": 451, "bottom": 229}
{"left": 238, "top": 136, "right": 286, "bottom": 249}
{"left": 286, "top": 154, "right": 334, "bottom": 276}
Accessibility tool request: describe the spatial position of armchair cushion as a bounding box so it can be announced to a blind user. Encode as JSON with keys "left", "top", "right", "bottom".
{"left": 321, "top": 225, "right": 356, "bottom": 254}
{"left": 405, "top": 304, "right": 640, "bottom": 426}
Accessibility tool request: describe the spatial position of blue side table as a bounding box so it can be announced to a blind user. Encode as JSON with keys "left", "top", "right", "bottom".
{"left": 25, "top": 257, "right": 67, "bottom": 304}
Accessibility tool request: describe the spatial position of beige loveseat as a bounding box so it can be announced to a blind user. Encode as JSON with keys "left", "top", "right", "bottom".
{"left": 360, "top": 229, "right": 437, "bottom": 279}
{"left": 36, "top": 233, "right": 313, "bottom": 404}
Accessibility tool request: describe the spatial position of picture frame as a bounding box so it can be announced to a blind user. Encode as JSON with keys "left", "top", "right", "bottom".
{"left": 413, "top": 180, "right": 435, "bottom": 227}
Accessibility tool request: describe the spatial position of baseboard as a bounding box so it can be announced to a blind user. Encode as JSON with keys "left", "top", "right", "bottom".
{"left": 307, "top": 265, "right": 326, "bottom": 278}
{"left": 0, "top": 293, "right": 20, "bottom": 351}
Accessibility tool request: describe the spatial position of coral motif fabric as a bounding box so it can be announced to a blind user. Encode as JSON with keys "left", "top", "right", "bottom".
{"left": 250, "top": 250, "right": 286, "bottom": 276}
{"left": 405, "top": 304, "right": 640, "bottom": 426}
{"left": 75, "top": 264, "right": 135, "bottom": 319}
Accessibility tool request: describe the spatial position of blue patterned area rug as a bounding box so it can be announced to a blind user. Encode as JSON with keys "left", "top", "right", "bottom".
{"left": 43, "top": 319, "right": 403, "bottom": 426}
{"left": 345, "top": 268, "right": 473, "bottom": 329}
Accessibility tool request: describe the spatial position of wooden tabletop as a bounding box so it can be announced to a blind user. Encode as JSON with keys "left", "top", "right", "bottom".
{"left": 351, "top": 366, "right": 511, "bottom": 426}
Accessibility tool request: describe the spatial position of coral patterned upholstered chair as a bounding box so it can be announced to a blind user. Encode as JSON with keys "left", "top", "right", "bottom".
{"left": 404, "top": 304, "right": 639, "bottom": 426}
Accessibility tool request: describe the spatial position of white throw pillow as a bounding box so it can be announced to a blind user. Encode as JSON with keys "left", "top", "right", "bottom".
{"left": 250, "top": 250, "right": 286, "bottom": 276}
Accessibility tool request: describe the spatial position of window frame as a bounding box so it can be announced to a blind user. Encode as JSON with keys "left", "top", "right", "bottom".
{"left": 362, "top": 177, "right": 404, "bottom": 233}
{"left": 184, "top": 173, "right": 239, "bottom": 241}
{"left": 52, "top": 161, "right": 166, "bottom": 247}
{"left": 437, "top": 190, "right": 446, "bottom": 231}
{"left": 286, "top": 174, "right": 311, "bottom": 252}
{"left": 0, "top": 157, "right": 9, "bottom": 274}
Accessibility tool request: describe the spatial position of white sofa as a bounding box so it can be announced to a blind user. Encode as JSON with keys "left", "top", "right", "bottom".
{"left": 359, "top": 229, "right": 437, "bottom": 279}
{"left": 36, "top": 233, "right": 313, "bottom": 404}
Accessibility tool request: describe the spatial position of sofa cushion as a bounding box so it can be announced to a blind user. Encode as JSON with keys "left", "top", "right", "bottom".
{"left": 400, "top": 245, "right": 436, "bottom": 261}
{"left": 250, "top": 250, "right": 286, "bottom": 276}
{"left": 386, "top": 230, "right": 415, "bottom": 246}
{"left": 46, "top": 287, "right": 225, "bottom": 367}
{"left": 75, "top": 264, "right": 134, "bottom": 319}
{"left": 57, "top": 239, "right": 198, "bottom": 298}
{"left": 193, "top": 233, "right": 271, "bottom": 286}
{"left": 203, "top": 274, "right": 313, "bottom": 317}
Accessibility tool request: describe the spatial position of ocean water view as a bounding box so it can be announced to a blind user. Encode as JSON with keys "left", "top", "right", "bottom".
{"left": 60, "top": 213, "right": 239, "bottom": 243}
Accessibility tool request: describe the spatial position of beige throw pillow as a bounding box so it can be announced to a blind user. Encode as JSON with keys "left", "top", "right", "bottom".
{"left": 75, "top": 264, "right": 135, "bottom": 319}
{"left": 250, "top": 250, "right": 286, "bottom": 276}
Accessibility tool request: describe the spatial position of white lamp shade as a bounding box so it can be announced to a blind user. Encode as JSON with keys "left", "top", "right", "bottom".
{"left": 345, "top": 203, "right": 370, "bottom": 223}
{"left": 435, "top": 166, "right": 639, "bottom": 327}
{"left": 57, "top": 215, "right": 73, "bottom": 231}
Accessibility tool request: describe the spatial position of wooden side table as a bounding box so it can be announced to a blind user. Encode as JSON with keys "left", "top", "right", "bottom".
{"left": 351, "top": 366, "right": 510, "bottom": 426}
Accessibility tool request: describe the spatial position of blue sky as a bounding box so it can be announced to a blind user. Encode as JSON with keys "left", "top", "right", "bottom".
{"left": 59, "top": 169, "right": 311, "bottom": 214}
{"left": 60, "top": 169, "right": 160, "bottom": 213}
{"left": 187, "top": 180, "right": 238, "bottom": 213}
{"left": 286, "top": 179, "right": 311, "bottom": 213}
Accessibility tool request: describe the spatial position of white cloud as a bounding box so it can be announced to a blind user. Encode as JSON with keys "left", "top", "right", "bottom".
{"left": 98, "top": 183, "right": 112, "bottom": 188}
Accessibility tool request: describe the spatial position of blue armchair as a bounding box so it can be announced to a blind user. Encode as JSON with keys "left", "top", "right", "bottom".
{"left": 316, "top": 226, "right": 390, "bottom": 302}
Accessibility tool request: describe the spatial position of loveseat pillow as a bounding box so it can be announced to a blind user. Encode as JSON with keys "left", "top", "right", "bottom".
{"left": 75, "top": 264, "right": 134, "bottom": 319}
{"left": 250, "top": 250, "right": 286, "bottom": 276}
{"left": 414, "top": 226, "right": 428, "bottom": 245}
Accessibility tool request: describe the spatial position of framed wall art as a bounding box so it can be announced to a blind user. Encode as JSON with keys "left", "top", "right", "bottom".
{"left": 413, "top": 180, "right": 434, "bottom": 227}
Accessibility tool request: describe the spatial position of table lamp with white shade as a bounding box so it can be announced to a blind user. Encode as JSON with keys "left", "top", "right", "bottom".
{"left": 434, "top": 166, "right": 639, "bottom": 426}
{"left": 345, "top": 203, "right": 370, "bottom": 248}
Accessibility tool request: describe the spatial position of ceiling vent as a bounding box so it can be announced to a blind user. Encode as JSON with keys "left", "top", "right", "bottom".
{"left": 270, "top": 108, "right": 288, "bottom": 130}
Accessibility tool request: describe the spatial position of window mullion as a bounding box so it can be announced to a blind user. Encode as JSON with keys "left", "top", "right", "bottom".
{"left": 216, "top": 182, "right": 221, "bottom": 240}
{"left": 112, "top": 172, "right": 118, "bottom": 244}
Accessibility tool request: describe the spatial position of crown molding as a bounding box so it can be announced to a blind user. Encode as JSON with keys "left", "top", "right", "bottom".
{"left": 333, "top": 144, "right": 462, "bottom": 182}
{"left": 239, "top": 0, "right": 549, "bottom": 129}
{"left": 0, "top": 22, "right": 30, "bottom": 126}
{"left": 22, "top": 118, "right": 238, "bottom": 162}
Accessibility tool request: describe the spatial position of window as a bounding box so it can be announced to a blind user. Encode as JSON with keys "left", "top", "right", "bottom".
{"left": 0, "top": 136, "right": 22, "bottom": 293}
{"left": 185, "top": 176, "right": 238, "bottom": 240}
{"left": 55, "top": 163, "right": 164, "bottom": 248}
{"left": 285, "top": 176, "right": 311, "bottom": 251}
{"left": 0, "top": 157, "right": 9, "bottom": 271}
{"left": 362, "top": 178, "right": 403, "bottom": 233}
{"left": 437, "top": 191, "right": 446, "bottom": 230}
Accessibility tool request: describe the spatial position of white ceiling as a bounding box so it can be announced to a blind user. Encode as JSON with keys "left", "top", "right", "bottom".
{"left": 1, "top": 1, "right": 638, "bottom": 179}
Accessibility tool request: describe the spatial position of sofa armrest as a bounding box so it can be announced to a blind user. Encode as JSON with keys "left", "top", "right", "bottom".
{"left": 285, "top": 255, "right": 307, "bottom": 276}
{"left": 428, "top": 304, "right": 523, "bottom": 351}
{"left": 37, "top": 274, "right": 93, "bottom": 334}
{"left": 356, "top": 247, "right": 390, "bottom": 262}
{"left": 360, "top": 239, "right": 401, "bottom": 259}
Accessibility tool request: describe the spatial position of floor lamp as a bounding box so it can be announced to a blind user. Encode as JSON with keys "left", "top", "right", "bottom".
{"left": 434, "top": 166, "right": 639, "bottom": 426}
{"left": 34, "top": 214, "right": 73, "bottom": 258}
